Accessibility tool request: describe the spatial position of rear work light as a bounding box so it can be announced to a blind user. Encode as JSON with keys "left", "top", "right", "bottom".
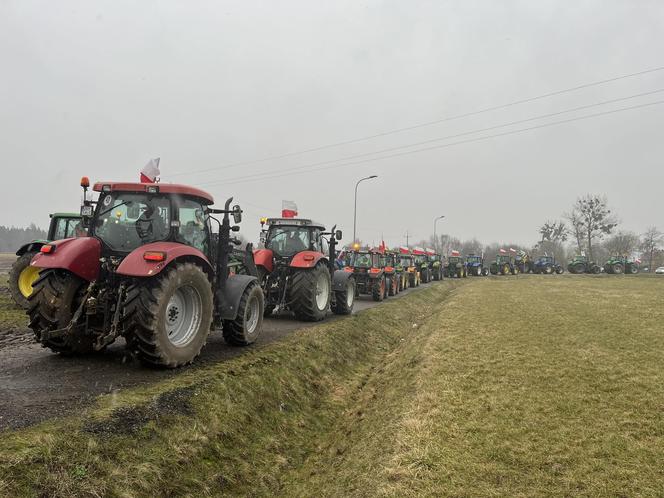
{"left": 143, "top": 251, "right": 166, "bottom": 262}
{"left": 40, "top": 244, "right": 55, "bottom": 254}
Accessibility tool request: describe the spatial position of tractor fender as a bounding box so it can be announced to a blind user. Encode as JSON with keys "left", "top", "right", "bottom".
{"left": 30, "top": 237, "right": 101, "bottom": 282}
{"left": 332, "top": 269, "right": 354, "bottom": 292}
{"left": 16, "top": 239, "right": 50, "bottom": 256}
{"left": 217, "top": 274, "right": 259, "bottom": 320}
{"left": 290, "top": 251, "right": 326, "bottom": 269}
{"left": 116, "top": 242, "right": 212, "bottom": 278}
{"left": 253, "top": 248, "right": 274, "bottom": 273}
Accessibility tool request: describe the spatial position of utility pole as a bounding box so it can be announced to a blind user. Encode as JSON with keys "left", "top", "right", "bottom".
{"left": 404, "top": 230, "right": 410, "bottom": 247}
{"left": 433, "top": 215, "right": 445, "bottom": 252}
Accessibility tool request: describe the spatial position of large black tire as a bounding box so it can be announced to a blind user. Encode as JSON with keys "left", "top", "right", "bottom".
{"left": 612, "top": 263, "right": 624, "bottom": 274}
{"left": 629, "top": 265, "right": 639, "bottom": 274}
{"left": 388, "top": 275, "right": 397, "bottom": 296}
{"left": 555, "top": 266, "right": 564, "bottom": 274}
{"left": 331, "top": 277, "right": 355, "bottom": 315}
{"left": 372, "top": 276, "right": 385, "bottom": 302}
{"left": 27, "top": 269, "right": 97, "bottom": 354}
{"left": 124, "top": 263, "right": 214, "bottom": 368}
{"left": 289, "top": 264, "right": 330, "bottom": 321}
{"left": 9, "top": 251, "right": 40, "bottom": 309}
{"left": 223, "top": 281, "right": 264, "bottom": 346}
{"left": 571, "top": 264, "right": 584, "bottom": 274}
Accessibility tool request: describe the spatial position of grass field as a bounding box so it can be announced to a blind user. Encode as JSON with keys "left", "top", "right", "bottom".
{"left": 1, "top": 276, "right": 663, "bottom": 497}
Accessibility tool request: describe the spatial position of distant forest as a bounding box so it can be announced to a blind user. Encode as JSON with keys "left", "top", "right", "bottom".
{"left": 0, "top": 224, "right": 47, "bottom": 252}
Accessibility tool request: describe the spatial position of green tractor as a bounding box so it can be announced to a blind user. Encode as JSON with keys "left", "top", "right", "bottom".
{"left": 444, "top": 252, "right": 468, "bottom": 278}
{"left": 427, "top": 250, "right": 444, "bottom": 281}
{"left": 9, "top": 212, "right": 82, "bottom": 309}
{"left": 489, "top": 253, "right": 519, "bottom": 275}
{"left": 413, "top": 247, "right": 431, "bottom": 283}
{"left": 567, "top": 255, "right": 602, "bottom": 274}
{"left": 604, "top": 256, "right": 640, "bottom": 274}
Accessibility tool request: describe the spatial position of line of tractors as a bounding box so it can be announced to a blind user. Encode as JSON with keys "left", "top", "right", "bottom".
{"left": 5, "top": 178, "right": 644, "bottom": 369}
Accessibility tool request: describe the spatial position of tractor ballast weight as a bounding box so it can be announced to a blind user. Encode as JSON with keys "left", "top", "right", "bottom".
{"left": 254, "top": 218, "right": 355, "bottom": 320}
{"left": 9, "top": 212, "right": 82, "bottom": 309}
{"left": 28, "top": 181, "right": 264, "bottom": 368}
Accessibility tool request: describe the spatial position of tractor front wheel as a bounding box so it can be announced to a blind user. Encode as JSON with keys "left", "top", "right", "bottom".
{"left": 9, "top": 251, "right": 40, "bottom": 309}
{"left": 332, "top": 277, "right": 355, "bottom": 315}
{"left": 290, "top": 264, "right": 331, "bottom": 321}
{"left": 223, "top": 282, "right": 264, "bottom": 346}
{"left": 124, "top": 263, "right": 213, "bottom": 368}
{"left": 27, "top": 269, "right": 97, "bottom": 354}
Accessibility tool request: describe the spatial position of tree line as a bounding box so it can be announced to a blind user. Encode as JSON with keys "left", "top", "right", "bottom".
{"left": 419, "top": 194, "right": 664, "bottom": 271}
{"left": 0, "top": 224, "right": 47, "bottom": 253}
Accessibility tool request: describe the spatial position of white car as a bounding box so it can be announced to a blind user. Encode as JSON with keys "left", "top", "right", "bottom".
{"left": 655, "top": 267, "right": 664, "bottom": 274}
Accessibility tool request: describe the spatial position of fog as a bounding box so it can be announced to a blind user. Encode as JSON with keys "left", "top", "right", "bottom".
{"left": 1, "top": 0, "right": 663, "bottom": 247}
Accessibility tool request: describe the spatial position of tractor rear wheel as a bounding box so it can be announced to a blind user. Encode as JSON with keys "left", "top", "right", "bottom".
{"left": 9, "top": 251, "right": 40, "bottom": 309}
{"left": 223, "top": 282, "right": 264, "bottom": 346}
{"left": 289, "top": 264, "right": 330, "bottom": 321}
{"left": 331, "top": 277, "right": 355, "bottom": 315}
{"left": 372, "top": 276, "right": 385, "bottom": 301}
{"left": 124, "top": 263, "right": 213, "bottom": 368}
{"left": 27, "top": 269, "right": 97, "bottom": 354}
{"left": 572, "top": 264, "right": 584, "bottom": 274}
{"left": 612, "top": 263, "right": 624, "bottom": 274}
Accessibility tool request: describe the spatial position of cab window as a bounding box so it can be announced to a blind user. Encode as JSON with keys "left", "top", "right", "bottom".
{"left": 176, "top": 199, "right": 208, "bottom": 253}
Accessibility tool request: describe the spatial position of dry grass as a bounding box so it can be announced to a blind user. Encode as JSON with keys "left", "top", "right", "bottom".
{"left": 2, "top": 276, "right": 663, "bottom": 497}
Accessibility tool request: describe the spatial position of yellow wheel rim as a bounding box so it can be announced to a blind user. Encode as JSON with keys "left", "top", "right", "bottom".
{"left": 18, "top": 265, "right": 40, "bottom": 298}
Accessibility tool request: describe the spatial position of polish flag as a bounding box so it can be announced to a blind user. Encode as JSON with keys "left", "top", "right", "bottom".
{"left": 282, "top": 200, "right": 298, "bottom": 218}
{"left": 412, "top": 247, "right": 425, "bottom": 256}
{"left": 140, "top": 158, "right": 160, "bottom": 183}
{"left": 499, "top": 248, "right": 507, "bottom": 254}
{"left": 451, "top": 250, "right": 460, "bottom": 256}
{"left": 399, "top": 246, "right": 410, "bottom": 255}
{"left": 509, "top": 248, "right": 517, "bottom": 254}
{"left": 426, "top": 248, "right": 436, "bottom": 256}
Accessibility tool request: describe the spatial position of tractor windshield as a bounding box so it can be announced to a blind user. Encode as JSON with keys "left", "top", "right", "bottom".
{"left": 351, "top": 252, "right": 372, "bottom": 268}
{"left": 537, "top": 256, "right": 553, "bottom": 264}
{"left": 266, "top": 226, "right": 311, "bottom": 257}
{"left": 399, "top": 256, "right": 413, "bottom": 267}
{"left": 448, "top": 256, "right": 461, "bottom": 264}
{"left": 466, "top": 255, "right": 481, "bottom": 264}
{"left": 94, "top": 193, "right": 170, "bottom": 251}
{"left": 497, "top": 255, "right": 510, "bottom": 264}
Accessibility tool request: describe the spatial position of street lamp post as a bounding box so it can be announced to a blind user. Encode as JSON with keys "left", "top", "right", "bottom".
{"left": 433, "top": 215, "right": 445, "bottom": 252}
{"left": 353, "top": 175, "right": 378, "bottom": 243}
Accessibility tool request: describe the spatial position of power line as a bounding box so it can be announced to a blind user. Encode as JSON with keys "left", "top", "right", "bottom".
{"left": 198, "top": 90, "right": 664, "bottom": 187}
{"left": 170, "top": 65, "right": 664, "bottom": 178}
{"left": 208, "top": 99, "right": 664, "bottom": 187}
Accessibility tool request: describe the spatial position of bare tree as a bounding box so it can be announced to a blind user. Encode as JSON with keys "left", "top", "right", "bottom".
{"left": 564, "top": 210, "right": 585, "bottom": 255}
{"left": 604, "top": 231, "right": 639, "bottom": 256}
{"left": 640, "top": 226, "right": 663, "bottom": 272}
{"left": 539, "top": 220, "right": 568, "bottom": 244}
{"left": 566, "top": 195, "right": 618, "bottom": 260}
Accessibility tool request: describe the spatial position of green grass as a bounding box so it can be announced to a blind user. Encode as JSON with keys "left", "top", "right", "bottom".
{"left": 1, "top": 276, "right": 664, "bottom": 497}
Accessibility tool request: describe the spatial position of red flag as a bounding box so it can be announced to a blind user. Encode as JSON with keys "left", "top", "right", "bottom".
{"left": 140, "top": 158, "right": 160, "bottom": 183}
{"left": 281, "top": 200, "right": 298, "bottom": 218}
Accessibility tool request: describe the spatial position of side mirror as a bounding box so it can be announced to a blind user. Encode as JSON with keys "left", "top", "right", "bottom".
{"left": 259, "top": 231, "right": 267, "bottom": 245}
{"left": 335, "top": 230, "right": 342, "bottom": 240}
{"left": 232, "top": 205, "right": 242, "bottom": 224}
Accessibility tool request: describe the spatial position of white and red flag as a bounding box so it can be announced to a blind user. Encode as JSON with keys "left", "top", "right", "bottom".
{"left": 509, "top": 248, "right": 517, "bottom": 254}
{"left": 281, "top": 200, "right": 298, "bottom": 218}
{"left": 140, "top": 158, "right": 160, "bottom": 183}
{"left": 451, "top": 250, "right": 460, "bottom": 256}
{"left": 399, "top": 246, "right": 410, "bottom": 255}
{"left": 499, "top": 248, "right": 507, "bottom": 254}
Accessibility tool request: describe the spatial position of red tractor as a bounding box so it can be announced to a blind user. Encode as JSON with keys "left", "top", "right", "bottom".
{"left": 253, "top": 218, "right": 355, "bottom": 321}
{"left": 344, "top": 246, "right": 392, "bottom": 301}
{"left": 27, "top": 179, "right": 264, "bottom": 368}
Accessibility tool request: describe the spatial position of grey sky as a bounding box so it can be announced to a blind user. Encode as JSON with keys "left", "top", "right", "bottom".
{"left": 1, "top": 0, "right": 663, "bottom": 247}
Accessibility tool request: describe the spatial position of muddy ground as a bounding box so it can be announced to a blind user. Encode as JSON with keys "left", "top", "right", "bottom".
{"left": 0, "top": 266, "right": 429, "bottom": 431}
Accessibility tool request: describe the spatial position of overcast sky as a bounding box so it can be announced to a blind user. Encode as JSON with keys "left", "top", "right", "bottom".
{"left": 1, "top": 0, "right": 663, "bottom": 247}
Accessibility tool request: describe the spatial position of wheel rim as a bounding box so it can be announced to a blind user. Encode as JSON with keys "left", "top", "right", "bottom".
{"left": 18, "top": 265, "right": 40, "bottom": 298}
{"left": 245, "top": 292, "right": 260, "bottom": 336}
{"left": 346, "top": 281, "right": 354, "bottom": 307}
{"left": 165, "top": 285, "right": 203, "bottom": 347}
{"left": 315, "top": 272, "right": 330, "bottom": 310}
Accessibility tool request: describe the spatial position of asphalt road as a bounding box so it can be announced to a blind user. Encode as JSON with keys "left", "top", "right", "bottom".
{"left": 0, "top": 283, "right": 432, "bottom": 431}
